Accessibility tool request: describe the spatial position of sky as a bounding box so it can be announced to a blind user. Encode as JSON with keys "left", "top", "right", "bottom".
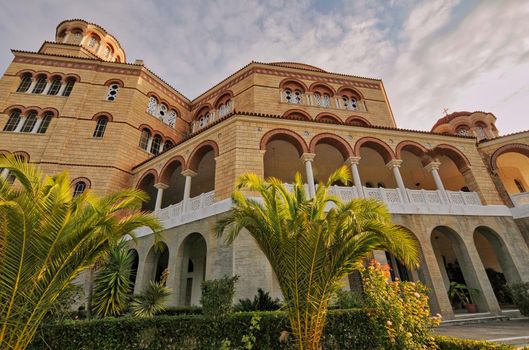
{"left": 1, "top": 0, "right": 528, "bottom": 134}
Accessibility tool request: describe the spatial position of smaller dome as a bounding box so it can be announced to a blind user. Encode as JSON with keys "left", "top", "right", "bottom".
{"left": 431, "top": 111, "right": 498, "bottom": 140}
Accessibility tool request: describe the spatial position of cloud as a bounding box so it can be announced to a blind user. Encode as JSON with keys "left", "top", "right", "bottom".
{"left": 0, "top": 0, "right": 528, "bottom": 134}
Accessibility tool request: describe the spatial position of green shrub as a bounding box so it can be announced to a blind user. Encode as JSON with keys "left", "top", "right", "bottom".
{"left": 234, "top": 288, "right": 282, "bottom": 312}
{"left": 200, "top": 275, "right": 238, "bottom": 318}
{"left": 129, "top": 281, "right": 171, "bottom": 317}
{"left": 158, "top": 306, "right": 202, "bottom": 316}
{"left": 362, "top": 261, "right": 441, "bottom": 350}
{"left": 508, "top": 282, "right": 529, "bottom": 316}
{"left": 29, "top": 309, "right": 372, "bottom": 350}
{"left": 435, "top": 336, "right": 517, "bottom": 349}
{"left": 331, "top": 289, "right": 365, "bottom": 309}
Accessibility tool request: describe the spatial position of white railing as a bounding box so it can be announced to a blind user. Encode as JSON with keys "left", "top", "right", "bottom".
{"left": 511, "top": 192, "right": 529, "bottom": 207}
{"left": 153, "top": 190, "right": 215, "bottom": 221}
{"left": 282, "top": 183, "right": 483, "bottom": 208}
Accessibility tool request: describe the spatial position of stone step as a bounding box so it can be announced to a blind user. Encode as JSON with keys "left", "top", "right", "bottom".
{"left": 440, "top": 314, "right": 509, "bottom": 326}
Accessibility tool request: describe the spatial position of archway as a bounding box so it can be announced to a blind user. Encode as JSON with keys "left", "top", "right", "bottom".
{"left": 495, "top": 151, "right": 529, "bottom": 195}
{"left": 398, "top": 143, "right": 436, "bottom": 190}
{"left": 188, "top": 143, "right": 217, "bottom": 198}
{"left": 143, "top": 242, "right": 169, "bottom": 286}
{"left": 137, "top": 172, "right": 157, "bottom": 212}
{"left": 160, "top": 158, "right": 185, "bottom": 208}
{"left": 263, "top": 132, "right": 306, "bottom": 183}
{"left": 178, "top": 233, "right": 207, "bottom": 306}
{"left": 357, "top": 141, "right": 396, "bottom": 189}
{"left": 311, "top": 135, "right": 352, "bottom": 184}
{"left": 128, "top": 249, "right": 139, "bottom": 294}
{"left": 473, "top": 227, "right": 520, "bottom": 307}
{"left": 431, "top": 226, "right": 489, "bottom": 313}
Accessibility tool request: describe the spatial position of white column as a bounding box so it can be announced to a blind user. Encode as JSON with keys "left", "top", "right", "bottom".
{"left": 0, "top": 168, "right": 9, "bottom": 178}
{"left": 57, "top": 82, "right": 67, "bottom": 96}
{"left": 14, "top": 116, "right": 26, "bottom": 132}
{"left": 154, "top": 183, "right": 169, "bottom": 211}
{"left": 425, "top": 161, "right": 448, "bottom": 203}
{"left": 300, "top": 153, "right": 316, "bottom": 198}
{"left": 42, "top": 80, "right": 51, "bottom": 95}
{"left": 145, "top": 136, "right": 153, "bottom": 153}
{"left": 386, "top": 159, "right": 408, "bottom": 202}
{"left": 181, "top": 169, "right": 197, "bottom": 213}
{"left": 31, "top": 118, "right": 43, "bottom": 133}
{"left": 346, "top": 156, "right": 364, "bottom": 198}
{"left": 27, "top": 80, "right": 37, "bottom": 93}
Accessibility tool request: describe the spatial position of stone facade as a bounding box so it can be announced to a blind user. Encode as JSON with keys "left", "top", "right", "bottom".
{"left": 2, "top": 20, "right": 529, "bottom": 320}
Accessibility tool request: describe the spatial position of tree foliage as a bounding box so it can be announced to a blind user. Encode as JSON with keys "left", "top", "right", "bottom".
{"left": 216, "top": 166, "right": 419, "bottom": 350}
{"left": 0, "top": 156, "right": 161, "bottom": 349}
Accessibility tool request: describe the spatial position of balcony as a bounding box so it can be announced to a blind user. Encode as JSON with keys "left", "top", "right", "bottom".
{"left": 510, "top": 192, "right": 529, "bottom": 219}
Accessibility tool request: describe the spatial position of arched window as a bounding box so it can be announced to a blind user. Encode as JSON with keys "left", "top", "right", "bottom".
{"left": 93, "top": 117, "right": 108, "bottom": 138}
{"left": 88, "top": 35, "right": 99, "bottom": 49}
{"left": 515, "top": 179, "right": 526, "bottom": 193}
{"left": 150, "top": 135, "right": 162, "bottom": 155}
{"left": 139, "top": 128, "right": 151, "bottom": 151}
{"left": 218, "top": 100, "right": 233, "bottom": 117}
{"left": 4, "top": 110, "right": 22, "bottom": 131}
{"left": 456, "top": 126, "right": 470, "bottom": 136}
{"left": 147, "top": 96, "right": 158, "bottom": 115}
{"left": 32, "top": 75, "right": 47, "bottom": 94}
{"left": 62, "top": 78, "right": 75, "bottom": 96}
{"left": 342, "top": 96, "right": 358, "bottom": 110}
{"left": 103, "top": 46, "right": 113, "bottom": 59}
{"left": 163, "top": 140, "right": 174, "bottom": 151}
{"left": 157, "top": 104, "right": 168, "bottom": 120}
{"left": 73, "top": 181, "right": 87, "bottom": 197}
{"left": 198, "top": 112, "right": 210, "bottom": 128}
{"left": 20, "top": 111, "right": 38, "bottom": 133}
{"left": 314, "top": 93, "right": 330, "bottom": 107}
{"left": 106, "top": 83, "right": 119, "bottom": 101}
{"left": 284, "top": 89, "right": 302, "bottom": 104}
{"left": 4, "top": 154, "right": 26, "bottom": 184}
{"left": 17, "top": 73, "right": 32, "bottom": 92}
{"left": 165, "top": 110, "right": 177, "bottom": 128}
{"left": 37, "top": 112, "right": 53, "bottom": 134}
{"left": 47, "top": 77, "right": 62, "bottom": 96}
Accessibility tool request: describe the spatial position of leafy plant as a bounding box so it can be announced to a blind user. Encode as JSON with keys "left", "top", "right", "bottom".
{"left": 200, "top": 276, "right": 239, "bottom": 318}
{"left": 234, "top": 288, "right": 282, "bottom": 312}
{"left": 448, "top": 282, "right": 480, "bottom": 306}
{"left": 92, "top": 242, "right": 135, "bottom": 318}
{"left": 362, "top": 261, "right": 441, "bottom": 350}
{"left": 220, "top": 315, "right": 262, "bottom": 350}
{"left": 130, "top": 280, "right": 171, "bottom": 318}
{"left": 0, "top": 156, "right": 162, "bottom": 349}
{"left": 508, "top": 282, "right": 529, "bottom": 316}
{"left": 331, "top": 289, "right": 365, "bottom": 309}
{"left": 216, "top": 167, "right": 419, "bottom": 350}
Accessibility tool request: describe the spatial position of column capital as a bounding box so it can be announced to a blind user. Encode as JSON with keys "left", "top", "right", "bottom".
{"left": 345, "top": 156, "right": 361, "bottom": 166}
{"left": 181, "top": 169, "right": 197, "bottom": 177}
{"left": 424, "top": 161, "right": 441, "bottom": 172}
{"left": 154, "top": 182, "right": 169, "bottom": 190}
{"left": 386, "top": 159, "right": 403, "bottom": 169}
{"left": 300, "top": 153, "right": 316, "bottom": 162}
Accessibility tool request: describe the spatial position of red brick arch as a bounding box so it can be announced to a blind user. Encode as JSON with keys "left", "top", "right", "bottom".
{"left": 337, "top": 86, "right": 364, "bottom": 100}
{"left": 354, "top": 137, "right": 396, "bottom": 163}
{"left": 213, "top": 90, "right": 234, "bottom": 108}
{"left": 283, "top": 109, "right": 312, "bottom": 121}
{"left": 160, "top": 155, "right": 186, "bottom": 184}
{"left": 490, "top": 143, "right": 529, "bottom": 171}
{"left": 432, "top": 144, "right": 471, "bottom": 170}
{"left": 308, "top": 82, "right": 336, "bottom": 95}
{"left": 71, "top": 177, "right": 92, "bottom": 189}
{"left": 395, "top": 140, "right": 430, "bottom": 159}
{"left": 104, "top": 78, "right": 124, "bottom": 87}
{"left": 187, "top": 140, "right": 220, "bottom": 171}
{"left": 315, "top": 112, "right": 342, "bottom": 124}
{"left": 345, "top": 116, "right": 370, "bottom": 126}
{"left": 279, "top": 78, "right": 309, "bottom": 92}
{"left": 92, "top": 112, "right": 114, "bottom": 122}
{"left": 260, "top": 128, "right": 309, "bottom": 156}
{"left": 136, "top": 169, "right": 159, "bottom": 189}
{"left": 309, "top": 133, "right": 353, "bottom": 160}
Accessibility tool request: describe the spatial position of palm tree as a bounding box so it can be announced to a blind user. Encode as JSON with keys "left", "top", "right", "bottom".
{"left": 216, "top": 166, "right": 419, "bottom": 350}
{"left": 92, "top": 242, "right": 136, "bottom": 318}
{"left": 0, "top": 156, "right": 162, "bottom": 349}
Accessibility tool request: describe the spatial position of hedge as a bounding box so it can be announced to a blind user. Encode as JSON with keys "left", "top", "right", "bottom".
{"left": 30, "top": 309, "right": 374, "bottom": 350}
{"left": 30, "top": 310, "right": 522, "bottom": 350}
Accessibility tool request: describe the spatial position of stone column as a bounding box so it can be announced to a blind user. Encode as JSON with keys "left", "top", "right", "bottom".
{"left": 0, "top": 168, "right": 9, "bottom": 178}
{"left": 57, "top": 82, "right": 67, "bottom": 96}
{"left": 42, "top": 80, "right": 52, "bottom": 95}
{"left": 154, "top": 183, "right": 169, "bottom": 211}
{"left": 346, "top": 156, "right": 364, "bottom": 198}
{"left": 182, "top": 169, "right": 197, "bottom": 213}
{"left": 386, "top": 159, "right": 408, "bottom": 202}
{"left": 31, "top": 118, "right": 43, "bottom": 133}
{"left": 425, "top": 161, "right": 448, "bottom": 203}
{"left": 300, "top": 153, "right": 316, "bottom": 198}
{"left": 26, "top": 79, "right": 37, "bottom": 93}
{"left": 14, "top": 116, "right": 26, "bottom": 132}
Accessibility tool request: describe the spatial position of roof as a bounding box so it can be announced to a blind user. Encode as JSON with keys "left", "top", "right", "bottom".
{"left": 56, "top": 19, "right": 124, "bottom": 50}
{"left": 431, "top": 111, "right": 497, "bottom": 131}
